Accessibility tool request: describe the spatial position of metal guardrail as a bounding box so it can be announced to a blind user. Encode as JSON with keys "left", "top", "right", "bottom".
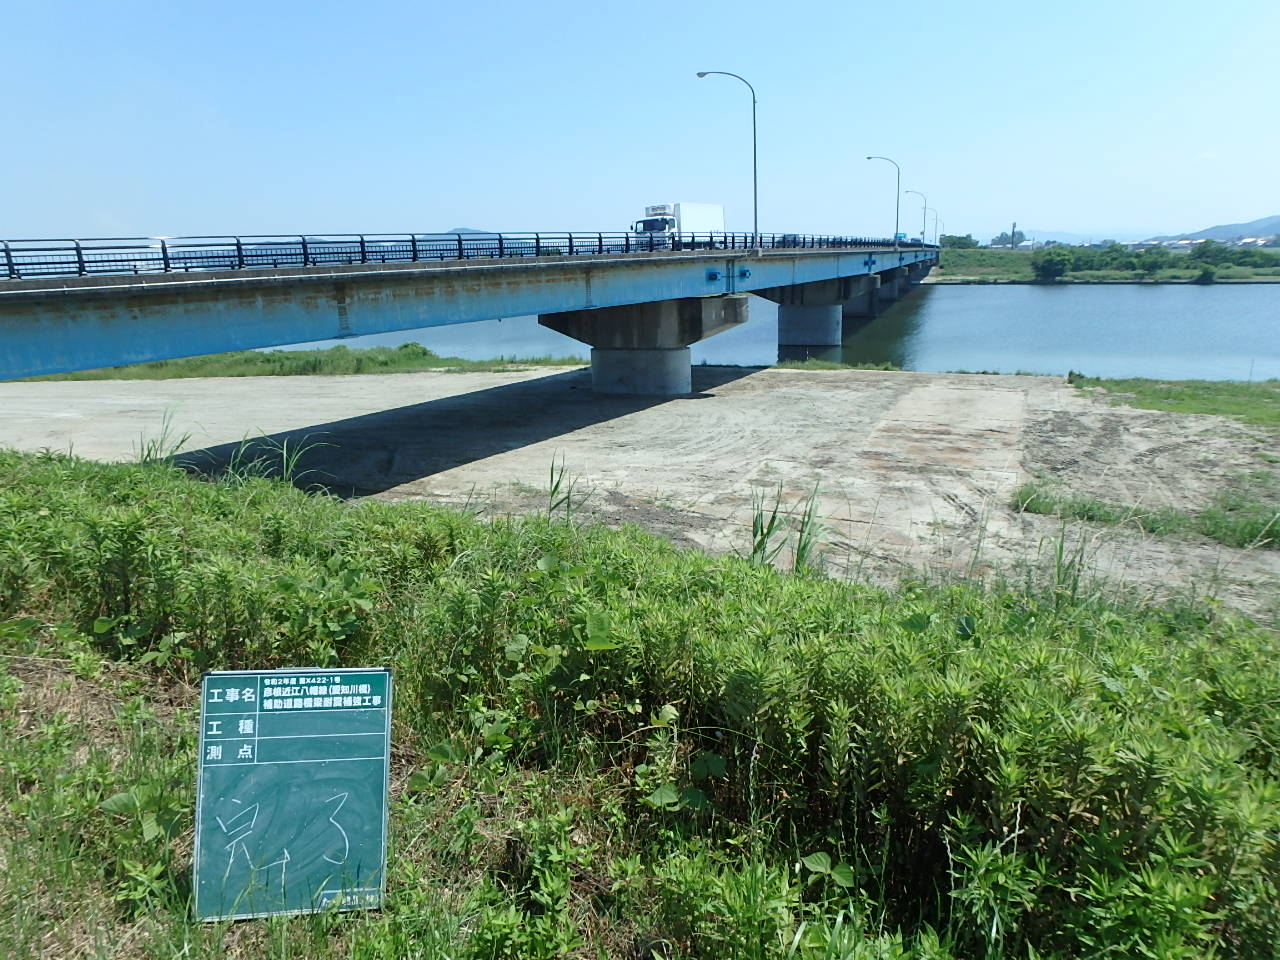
{"left": 0, "top": 232, "right": 935, "bottom": 281}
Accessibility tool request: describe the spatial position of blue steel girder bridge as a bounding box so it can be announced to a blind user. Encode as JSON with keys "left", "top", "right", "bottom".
{"left": 0, "top": 231, "right": 938, "bottom": 395}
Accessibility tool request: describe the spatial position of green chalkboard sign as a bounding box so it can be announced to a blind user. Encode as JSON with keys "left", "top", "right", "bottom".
{"left": 193, "top": 668, "right": 392, "bottom": 921}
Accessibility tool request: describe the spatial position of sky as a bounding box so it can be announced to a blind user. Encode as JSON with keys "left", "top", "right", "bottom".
{"left": 2, "top": 0, "right": 1278, "bottom": 243}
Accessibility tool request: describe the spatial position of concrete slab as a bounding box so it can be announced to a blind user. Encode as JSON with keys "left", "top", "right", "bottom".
{"left": 0, "top": 366, "right": 1274, "bottom": 620}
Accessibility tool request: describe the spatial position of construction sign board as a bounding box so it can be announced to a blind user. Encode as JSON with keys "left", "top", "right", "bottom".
{"left": 193, "top": 667, "right": 392, "bottom": 920}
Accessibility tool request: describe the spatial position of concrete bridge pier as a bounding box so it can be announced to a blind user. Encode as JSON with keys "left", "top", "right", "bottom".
{"left": 539, "top": 294, "right": 748, "bottom": 395}
{"left": 758, "top": 278, "right": 878, "bottom": 346}
{"left": 841, "top": 274, "right": 881, "bottom": 320}
{"left": 906, "top": 261, "right": 932, "bottom": 284}
{"left": 877, "top": 266, "right": 910, "bottom": 302}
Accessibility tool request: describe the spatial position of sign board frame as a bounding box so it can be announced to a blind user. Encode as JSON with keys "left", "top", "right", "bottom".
{"left": 193, "top": 667, "right": 392, "bottom": 921}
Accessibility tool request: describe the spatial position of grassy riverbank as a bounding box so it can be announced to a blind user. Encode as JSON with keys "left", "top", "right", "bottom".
{"left": 1014, "top": 473, "right": 1279, "bottom": 550}
{"left": 1011, "top": 376, "right": 1280, "bottom": 549}
{"left": 1068, "top": 373, "right": 1280, "bottom": 428}
{"left": 24, "top": 342, "right": 585, "bottom": 381}
{"left": 938, "top": 248, "right": 1280, "bottom": 283}
{"left": 2, "top": 448, "right": 1278, "bottom": 959}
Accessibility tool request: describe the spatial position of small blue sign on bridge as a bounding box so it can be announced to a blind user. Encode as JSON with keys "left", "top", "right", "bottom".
{"left": 193, "top": 667, "right": 392, "bottom": 921}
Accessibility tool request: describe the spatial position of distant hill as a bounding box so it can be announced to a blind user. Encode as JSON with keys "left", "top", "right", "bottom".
{"left": 1149, "top": 215, "right": 1280, "bottom": 242}
{"left": 1021, "top": 228, "right": 1146, "bottom": 244}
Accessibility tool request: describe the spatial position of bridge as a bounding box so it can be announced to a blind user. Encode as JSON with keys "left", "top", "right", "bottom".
{"left": 0, "top": 231, "right": 938, "bottom": 395}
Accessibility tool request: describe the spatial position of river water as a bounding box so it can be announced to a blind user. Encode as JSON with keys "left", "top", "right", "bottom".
{"left": 294, "top": 283, "right": 1280, "bottom": 381}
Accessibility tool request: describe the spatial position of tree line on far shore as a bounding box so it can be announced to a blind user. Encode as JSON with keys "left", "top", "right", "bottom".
{"left": 1029, "top": 240, "right": 1280, "bottom": 281}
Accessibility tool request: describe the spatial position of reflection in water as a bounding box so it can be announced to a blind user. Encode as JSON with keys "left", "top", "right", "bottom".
{"left": 838, "top": 287, "right": 928, "bottom": 369}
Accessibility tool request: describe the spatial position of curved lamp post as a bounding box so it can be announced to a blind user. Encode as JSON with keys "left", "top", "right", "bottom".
{"left": 904, "top": 190, "right": 927, "bottom": 243}
{"left": 866, "top": 156, "right": 901, "bottom": 248}
{"left": 697, "top": 71, "right": 758, "bottom": 255}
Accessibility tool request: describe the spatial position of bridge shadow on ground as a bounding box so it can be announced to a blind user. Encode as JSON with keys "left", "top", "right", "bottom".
{"left": 177, "top": 365, "right": 758, "bottom": 498}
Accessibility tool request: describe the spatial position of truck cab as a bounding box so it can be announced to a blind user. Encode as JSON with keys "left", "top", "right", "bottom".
{"left": 631, "top": 205, "right": 679, "bottom": 246}
{"left": 629, "top": 203, "right": 724, "bottom": 249}
{"left": 632, "top": 214, "right": 677, "bottom": 235}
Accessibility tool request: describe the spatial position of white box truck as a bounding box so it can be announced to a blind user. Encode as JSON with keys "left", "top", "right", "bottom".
{"left": 630, "top": 203, "right": 725, "bottom": 247}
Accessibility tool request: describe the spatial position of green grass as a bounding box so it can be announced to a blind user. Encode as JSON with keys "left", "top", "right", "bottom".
{"left": 2, "top": 449, "right": 1278, "bottom": 958}
{"left": 937, "top": 248, "right": 1034, "bottom": 281}
{"left": 24, "top": 341, "right": 585, "bottom": 381}
{"left": 939, "top": 251, "right": 1280, "bottom": 284}
{"left": 1060, "top": 267, "right": 1280, "bottom": 283}
{"left": 1014, "top": 474, "right": 1280, "bottom": 550}
{"left": 773, "top": 359, "right": 900, "bottom": 371}
{"left": 1068, "top": 373, "right": 1280, "bottom": 428}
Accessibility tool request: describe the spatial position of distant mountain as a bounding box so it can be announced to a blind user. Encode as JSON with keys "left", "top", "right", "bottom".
{"left": 1148, "top": 215, "right": 1280, "bottom": 242}
{"left": 445, "top": 227, "right": 492, "bottom": 234}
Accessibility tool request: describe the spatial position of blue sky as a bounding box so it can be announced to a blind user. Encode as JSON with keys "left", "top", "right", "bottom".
{"left": 3, "top": 0, "right": 1277, "bottom": 242}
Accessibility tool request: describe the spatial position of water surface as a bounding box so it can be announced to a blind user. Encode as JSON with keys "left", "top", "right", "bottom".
{"left": 287, "top": 284, "right": 1279, "bottom": 381}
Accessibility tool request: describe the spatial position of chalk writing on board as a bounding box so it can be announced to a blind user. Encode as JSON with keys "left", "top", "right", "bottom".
{"left": 323, "top": 792, "right": 351, "bottom": 865}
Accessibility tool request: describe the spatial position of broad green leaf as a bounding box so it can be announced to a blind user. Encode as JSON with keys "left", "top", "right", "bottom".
{"left": 100, "top": 792, "right": 139, "bottom": 814}
{"left": 406, "top": 769, "right": 446, "bottom": 792}
{"left": 831, "top": 864, "right": 856, "bottom": 887}
{"left": 93, "top": 617, "right": 116, "bottom": 634}
{"left": 679, "top": 787, "right": 708, "bottom": 811}
{"left": 691, "top": 751, "right": 727, "bottom": 779}
{"left": 901, "top": 612, "right": 932, "bottom": 634}
{"left": 653, "top": 704, "right": 679, "bottom": 727}
{"left": 536, "top": 553, "right": 560, "bottom": 573}
{"left": 801, "top": 852, "right": 832, "bottom": 874}
{"left": 582, "top": 611, "right": 617, "bottom": 650}
{"left": 426, "top": 743, "right": 457, "bottom": 764}
{"left": 645, "top": 784, "right": 680, "bottom": 809}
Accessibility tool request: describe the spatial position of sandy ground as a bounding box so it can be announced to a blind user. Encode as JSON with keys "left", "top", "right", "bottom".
{"left": 2, "top": 366, "right": 1276, "bottom": 620}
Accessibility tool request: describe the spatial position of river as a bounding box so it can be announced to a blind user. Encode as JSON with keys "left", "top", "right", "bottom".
{"left": 288, "top": 283, "right": 1280, "bottom": 381}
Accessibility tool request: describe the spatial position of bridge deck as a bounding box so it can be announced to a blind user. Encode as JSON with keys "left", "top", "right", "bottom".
{"left": 0, "top": 242, "right": 937, "bottom": 381}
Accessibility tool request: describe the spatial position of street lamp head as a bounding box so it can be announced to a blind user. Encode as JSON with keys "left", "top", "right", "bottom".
{"left": 696, "top": 72, "right": 708, "bottom": 78}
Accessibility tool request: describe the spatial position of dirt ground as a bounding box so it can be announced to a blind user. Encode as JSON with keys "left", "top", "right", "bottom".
{"left": 2, "top": 366, "right": 1276, "bottom": 620}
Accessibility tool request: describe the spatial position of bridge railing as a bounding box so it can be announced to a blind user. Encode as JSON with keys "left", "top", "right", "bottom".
{"left": 1, "top": 232, "right": 935, "bottom": 281}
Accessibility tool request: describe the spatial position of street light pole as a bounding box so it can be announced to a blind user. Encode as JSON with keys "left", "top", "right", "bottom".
{"left": 866, "top": 156, "right": 901, "bottom": 248}
{"left": 697, "top": 71, "right": 758, "bottom": 256}
{"left": 904, "top": 190, "right": 927, "bottom": 243}
{"left": 930, "top": 210, "right": 941, "bottom": 245}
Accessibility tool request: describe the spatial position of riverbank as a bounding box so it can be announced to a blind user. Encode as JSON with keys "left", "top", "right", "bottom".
{"left": 2, "top": 433, "right": 1277, "bottom": 958}
{"left": 927, "top": 274, "right": 1280, "bottom": 284}
{"left": 21, "top": 341, "right": 582, "bottom": 382}
{"left": 2, "top": 367, "right": 1275, "bottom": 620}
{"left": 937, "top": 247, "right": 1280, "bottom": 283}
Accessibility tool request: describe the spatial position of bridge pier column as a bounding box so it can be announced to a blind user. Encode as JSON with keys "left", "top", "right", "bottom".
{"left": 538, "top": 294, "right": 748, "bottom": 395}
{"left": 877, "top": 266, "right": 910, "bottom": 302}
{"left": 841, "top": 274, "right": 881, "bottom": 320}
{"left": 906, "top": 261, "right": 932, "bottom": 284}
{"left": 758, "top": 276, "right": 880, "bottom": 345}
{"left": 776, "top": 304, "right": 842, "bottom": 346}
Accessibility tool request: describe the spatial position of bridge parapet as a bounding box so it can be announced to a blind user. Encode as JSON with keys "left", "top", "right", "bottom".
{"left": 2, "top": 232, "right": 930, "bottom": 282}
